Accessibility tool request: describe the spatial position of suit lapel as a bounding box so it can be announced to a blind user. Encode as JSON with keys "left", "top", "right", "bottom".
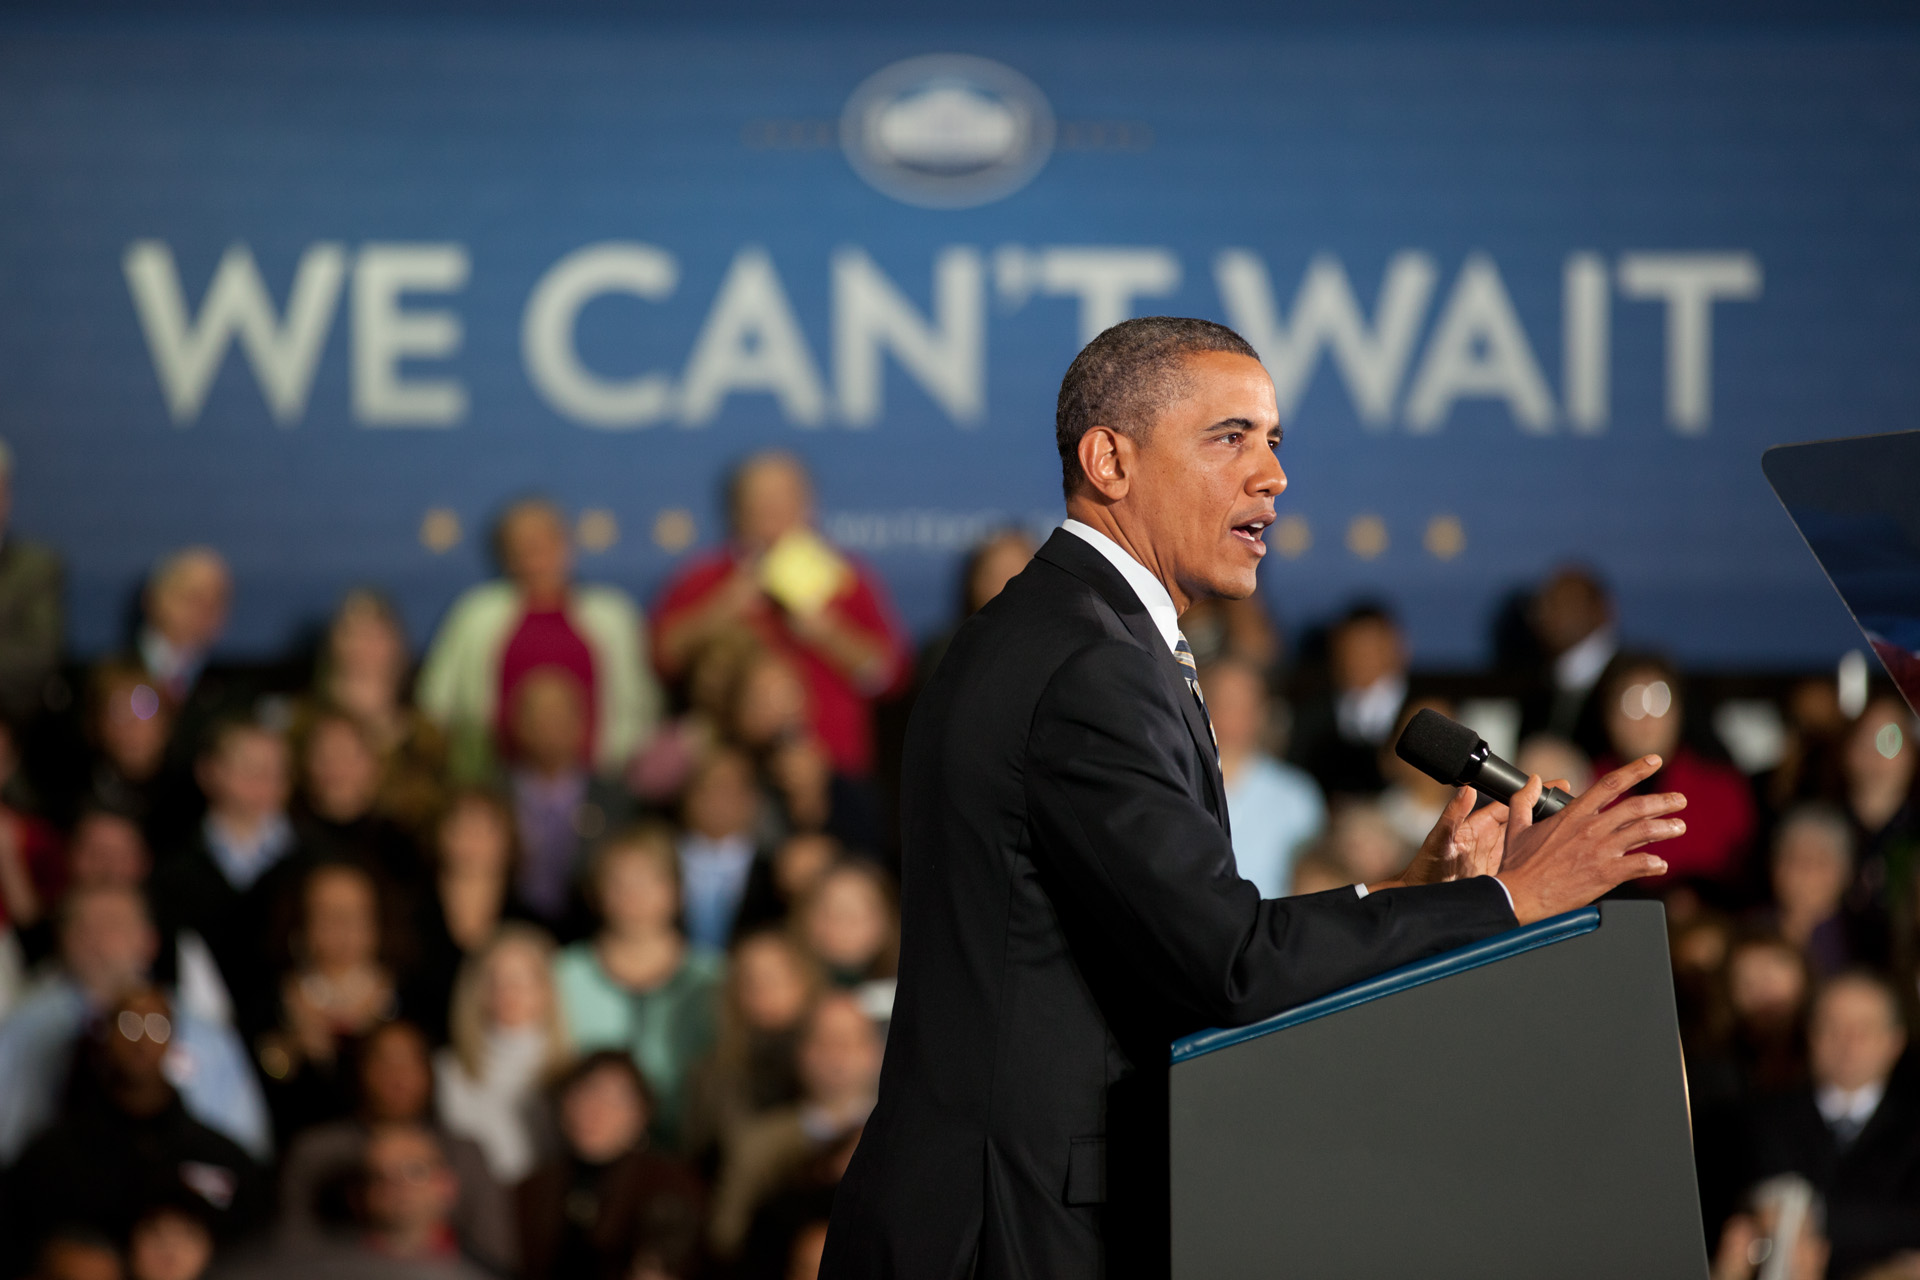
{"left": 1033, "top": 530, "right": 1229, "bottom": 824}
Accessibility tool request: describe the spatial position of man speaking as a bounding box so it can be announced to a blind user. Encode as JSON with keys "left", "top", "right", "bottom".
{"left": 821, "top": 319, "right": 1688, "bottom": 1280}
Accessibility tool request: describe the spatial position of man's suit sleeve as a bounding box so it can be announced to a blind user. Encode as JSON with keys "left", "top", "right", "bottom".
{"left": 1024, "top": 638, "right": 1516, "bottom": 1031}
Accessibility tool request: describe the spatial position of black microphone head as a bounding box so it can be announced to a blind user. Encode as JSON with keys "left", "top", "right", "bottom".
{"left": 1393, "top": 708, "right": 1483, "bottom": 787}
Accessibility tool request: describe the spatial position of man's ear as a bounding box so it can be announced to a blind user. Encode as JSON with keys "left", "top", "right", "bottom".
{"left": 1076, "top": 426, "right": 1133, "bottom": 501}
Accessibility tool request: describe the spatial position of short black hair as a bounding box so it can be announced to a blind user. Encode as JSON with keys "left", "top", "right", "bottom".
{"left": 1054, "top": 316, "right": 1260, "bottom": 501}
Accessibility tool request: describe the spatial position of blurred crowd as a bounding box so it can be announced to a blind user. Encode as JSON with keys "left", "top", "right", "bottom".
{"left": 0, "top": 440, "right": 1915, "bottom": 1280}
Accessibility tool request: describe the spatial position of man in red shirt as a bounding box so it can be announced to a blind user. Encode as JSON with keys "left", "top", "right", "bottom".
{"left": 652, "top": 453, "right": 908, "bottom": 778}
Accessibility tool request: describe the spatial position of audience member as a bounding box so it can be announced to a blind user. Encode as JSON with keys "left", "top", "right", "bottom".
{"left": 793, "top": 861, "right": 897, "bottom": 1015}
{"left": 149, "top": 718, "right": 310, "bottom": 1038}
{"left": 408, "top": 790, "right": 536, "bottom": 1027}
{"left": 1594, "top": 653, "right": 1757, "bottom": 895}
{"left": 434, "top": 924, "right": 570, "bottom": 1185}
{"left": 501, "top": 668, "right": 630, "bottom": 931}
{"left": 1289, "top": 604, "right": 1409, "bottom": 796}
{"left": 76, "top": 663, "right": 177, "bottom": 840}
{"left": 730, "top": 651, "right": 883, "bottom": 859}
{"left": 708, "top": 992, "right": 879, "bottom": 1259}
{"left": 309, "top": 592, "right": 446, "bottom": 834}
{"left": 1514, "top": 733, "right": 1594, "bottom": 796}
{"left": 294, "top": 710, "right": 423, "bottom": 879}
{"left": 1519, "top": 565, "right": 1618, "bottom": 758}
{"left": 1746, "top": 973, "right": 1920, "bottom": 1277}
{"left": 259, "top": 860, "right": 404, "bottom": 1134}
{"left": 916, "top": 529, "right": 1037, "bottom": 683}
{"left": 134, "top": 548, "right": 233, "bottom": 727}
{"left": 0, "top": 728, "right": 60, "bottom": 963}
{"left": 652, "top": 452, "right": 908, "bottom": 778}
{"left": 65, "top": 810, "right": 152, "bottom": 891}
{"left": 517, "top": 1052, "right": 706, "bottom": 1280}
{"left": 677, "top": 748, "right": 777, "bottom": 951}
{"left": 1, "top": 986, "right": 269, "bottom": 1276}
{"left": 417, "top": 499, "right": 658, "bottom": 784}
{"left": 554, "top": 826, "right": 722, "bottom": 1152}
{"left": 126, "top": 1201, "right": 215, "bottom": 1280}
{"left": 1772, "top": 676, "right": 1851, "bottom": 813}
{"left": 1840, "top": 696, "right": 1919, "bottom": 913}
{"left": 1174, "top": 592, "right": 1280, "bottom": 673}
{"left": 0, "top": 885, "right": 269, "bottom": 1163}
{"left": 0, "top": 441, "right": 63, "bottom": 724}
{"left": 275, "top": 1021, "right": 512, "bottom": 1275}
{"left": 1725, "top": 933, "right": 1815, "bottom": 1099}
{"left": 684, "top": 929, "right": 822, "bottom": 1163}
{"left": 1287, "top": 850, "right": 1355, "bottom": 896}
{"left": 1312, "top": 802, "right": 1414, "bottom": 887}
{"left": 1198, "top": 657, "right": 1324, "bottom": 898}
{"left": 1764, "top": 806, "right": 1866, "bottom": 977}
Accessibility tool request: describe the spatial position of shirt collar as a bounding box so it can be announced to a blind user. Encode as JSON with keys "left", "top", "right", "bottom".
{"left": 202, "top": 812, "right": 293, "bottom": 890}
{"left": 1553, "top": 626, "right": 1618, "bottom": 693}
{"left": 1817, "top": 1080, "right": 1886, "bottom": 1127}
{"left": 1061, "top": 519, "right": 1180, "bottom": 654}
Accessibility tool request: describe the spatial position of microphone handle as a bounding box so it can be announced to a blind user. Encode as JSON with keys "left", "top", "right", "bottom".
{"left": 1467, "top": 753, "right": 1576, "bottom": 823}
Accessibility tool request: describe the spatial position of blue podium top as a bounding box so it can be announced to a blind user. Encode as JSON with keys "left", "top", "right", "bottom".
{"left": 1170, "top": 906, "right": 1602, "bottom": 1064}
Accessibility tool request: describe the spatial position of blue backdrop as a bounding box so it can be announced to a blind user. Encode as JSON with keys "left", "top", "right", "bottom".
{"left": 2, "top": 9, "right": 1915, "bottom": 666}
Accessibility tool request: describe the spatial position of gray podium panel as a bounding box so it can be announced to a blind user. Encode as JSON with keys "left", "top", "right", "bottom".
{"left": 1169, "top": 901, "right": 1707, "bottom": 1279}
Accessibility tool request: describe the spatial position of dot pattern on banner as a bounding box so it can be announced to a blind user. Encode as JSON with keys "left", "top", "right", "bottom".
{"left": 577, "top": 509, "right": 619, "bottom": 553}
{"left": 420, "top": 508, "right": 461, "bottom": 553}
{"left": 1273, "top": 514, "right": 1311, "bottom": 559}
{"left": 1424, "top": 515, "right": 1466, "bottom": 561}
{"left": 654, "top": 509, "right": 696, "bottom": 552}
{"left": 1345, "top": 514, "right": 1388, "bottom": 561}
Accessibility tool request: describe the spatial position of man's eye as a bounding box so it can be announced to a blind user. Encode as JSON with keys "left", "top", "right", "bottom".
{"left": 1221, "top": 432, "right": 1242, "bottom": 445}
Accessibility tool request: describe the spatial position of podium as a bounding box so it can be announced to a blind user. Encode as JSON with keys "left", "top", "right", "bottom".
{"left": 1168, "top": 900, "right": 1708, "bottom": 1279}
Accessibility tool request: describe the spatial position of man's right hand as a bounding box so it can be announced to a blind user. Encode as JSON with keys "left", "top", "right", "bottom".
{"left": 1494, "top": 755, "right": 1687, "bottom": 925}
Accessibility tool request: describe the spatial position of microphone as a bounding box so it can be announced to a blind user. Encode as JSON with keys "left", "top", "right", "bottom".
{"left": 1394, "top": 708, "right": 1575, "bottom": 823}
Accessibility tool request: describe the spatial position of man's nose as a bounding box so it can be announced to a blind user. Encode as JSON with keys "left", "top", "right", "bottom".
{"left": 1250, "top": 448, "right": 1287, "bottom": 497}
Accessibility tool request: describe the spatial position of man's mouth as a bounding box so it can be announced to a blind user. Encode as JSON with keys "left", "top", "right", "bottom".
{"left": 1231, "top": 515, "right": 1272, "bottom": 552}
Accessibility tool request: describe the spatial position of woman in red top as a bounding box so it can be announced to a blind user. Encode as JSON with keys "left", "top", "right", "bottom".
{"left": 1594, "top": 653, "right": 1757, "bottom": 892}
{"left": 651, "top": 452, "right": 908, "bottom": 779}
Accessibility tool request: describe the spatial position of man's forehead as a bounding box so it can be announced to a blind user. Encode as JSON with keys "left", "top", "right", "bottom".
{"left": 1165, "top": 350, "right": 1279, "bottom": 427}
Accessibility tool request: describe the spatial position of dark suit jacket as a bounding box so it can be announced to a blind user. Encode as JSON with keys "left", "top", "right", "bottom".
{"left": 821, "top": 531, "right": 1516, "bottom": 1280}
{"left": 1746, "top": 1069, "right": 1920, "bottom": 1279}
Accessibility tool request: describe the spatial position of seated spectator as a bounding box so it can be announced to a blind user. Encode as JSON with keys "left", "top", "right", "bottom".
{"left": 76, "top": 664, "right": 176, "bottom": 843}
{"left": 684, "top": 929, "right": 823, "bottom": 1162}
{"left": 794, "top": 862, "right": 897, "bottom": 1011}
{"left": 517, "top": 1051, "right": 707, "bottom": 1280}
{"left": 1289, "top": 604, "right": 1408, "bottom": 797}
{"left": 407, "top": 790, "right": 537, "bottom": 1028}
{"left": 25, "top": 1230, "right": 121, "bottom": 1280}
{"left": 417, "top": 497, "right": 659, "bottom": 783}
{"left": 1198, "top": 658, "right": 1325, "bottom": 898}
{"left": 293, "top": 709, "right": 423, "bottom": 887}
{"left": 731, "top": 651, "right": 882, "bottom": 858}
{"left": 65, "top": 810, "right": 152, "bottom": 891}
{"left": 309, "top": 591, "right": 447, "bottom": 835}
{"left": 0, "top": 986, "right": 268, "bottom": 1276}
{"left": 1746, "top": 972, "right": 1920, "bottom": 1277}
{"left": 1762, "top": 806, "right": 1864, "bottom": 977}
{"left": 127, "top": 1201, "right": 214, "bottom": 1280}
{"left": 625, "top": 630, "right": 758, "bottom": 809}
{"left": 149, "top": 718, "right": 311, "bottom": 1039}
{"left": 1514, "top": 734, "right": 1594, "bottom": 796}
{"left": 769, "top": 833, "right": 838, "bottom": 916}
{"left": 677, "top": 749, "right": 778, "bottom": 951}
{"left": 1594, "top": 653, "right": 1756, "bottom": 895}
{"left": 0, "top": 439, "right": 62, "bottom": 739}
{"left": 1312, "top": 801, "right": 1415, "bottom": 887}
{"left": 1711, "top": 1175, "right": 1829, "bottom": 1280}
{"left": 732, "top": 1130, "right": 860, "bottom": 1280}
{"left": 1770, "top": 676, "right": 1850, "bottom": 812}
{"left": 653, "top": 451, "right": 909, "bottom": 779}
{"left": 1517, "top": 565, "right": 1618, "bottom": 759}
{"left": 1375, "top": 698, "right": 1457, "bottom": 853}
{"left": 709, "top": 993, "right": 880, "bottom": 1259}
{"left": 257, "top": 861, "right": 401, "bottom": 1136}
{"left": 1725, "top": 933, "right": 1814, "bottom": 1098}
{"left": 434, "top": 923, "right": 571, "bottom": 1185}
{"left": 0, "top": 885, "right": 269, "bottom": 1164}
{"left": 1174, "top": 591, "right": 1280, "bottom": 673}
{"left": 135, "top": 549, "right": 231, "bottom": 714}
{"left": 502, "top": 668, "right": 630, "bottom": 932}
{"left": 916, "top": 528, "right": 1037, "bottom": 682}
{"left": 555, "top": 826, "right": 722, "bottom": 1152}
{"left": 276, "top": 1021, "right": 512, "bottom": 1275}
{"left": 1840, "top": 694, "right": 1919, "bottom": 900}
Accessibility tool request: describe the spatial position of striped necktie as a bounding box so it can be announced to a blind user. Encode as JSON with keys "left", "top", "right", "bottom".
{"left": 1174, "top": 634, "right": 1217, "bottom": 750}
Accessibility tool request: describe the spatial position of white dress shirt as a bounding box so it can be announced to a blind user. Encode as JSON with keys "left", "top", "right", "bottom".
{"left": 1816, "top": 1080, "right": 1885, "bottom": 1134}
